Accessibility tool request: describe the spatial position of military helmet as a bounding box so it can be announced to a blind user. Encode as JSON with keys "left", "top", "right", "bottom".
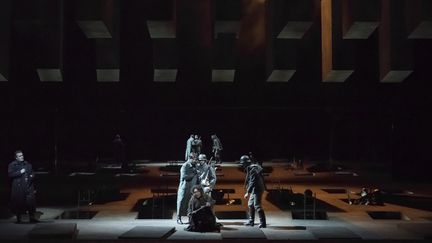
{"left": 240, "top": 155, "right": 251, "bottom": 169}
{"left": 198, "top": 154, "right": 207, "bottom": 161}
{"left": 240, "top": 155, "right": 251, "bottom": 163}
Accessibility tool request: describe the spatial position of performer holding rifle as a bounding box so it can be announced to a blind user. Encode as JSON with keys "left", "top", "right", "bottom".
{"left": 196, "top": 154, "right": 217, "bottom": 197}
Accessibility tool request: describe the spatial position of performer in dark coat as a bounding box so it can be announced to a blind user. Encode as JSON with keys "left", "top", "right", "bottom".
{"left": 241, "top": 155, "right": 267, "bottom": 228}
{"left": 8, "top": 150, "right": 38, "bottom": 223}
{"left": 112, "top": 134, "right": 127, "bottom": 170}
{"left": 186, "top": 185, "right": 218, "bottom": 232}
{"left": 191, "top": 135, "right": 201, "bottom": 155}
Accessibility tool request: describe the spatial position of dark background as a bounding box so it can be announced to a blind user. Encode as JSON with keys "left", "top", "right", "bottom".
{"left": 0, "top": 0, "right": 431, "bottom": 181}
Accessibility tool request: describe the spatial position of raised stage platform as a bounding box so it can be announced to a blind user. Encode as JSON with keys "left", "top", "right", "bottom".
{"left": 0, "top": 160, "right": 431, "bottom": 242}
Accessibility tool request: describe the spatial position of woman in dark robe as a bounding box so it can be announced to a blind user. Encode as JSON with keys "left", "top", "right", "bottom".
{"left": 186, "top": 185, "right": 219, "bottom": 232}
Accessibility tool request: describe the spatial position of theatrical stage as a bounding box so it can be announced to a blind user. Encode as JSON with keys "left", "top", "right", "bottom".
{"left": 1, "top": 160, "right": 431, "bottom": 242}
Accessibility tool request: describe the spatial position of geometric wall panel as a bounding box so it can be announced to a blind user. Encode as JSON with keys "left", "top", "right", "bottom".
{"left": 409, "top": 21, "right": 432, "bottom": 39}
{"left": 96, "top": 69, "right": 119, "bottom": 82}
{"left": 212, "top": 69, "right": 235, "bottom": 82}
{"left": 77, "top": 21, "right": 112, "bottom": 38}
{"left": 267, "top": 70, "right": 296, "bottom": 82}
{"left": 379, "top": 0, "right": 414, "bottom": 82}
{"left": 323, "top": 70, "right": 354, "bottom": 83}
{"left": 277, "top": 21, "right": 313, "bottom": 39}
{"left": 37, "top": 69, "right": 63, "bottom": 82}
{"left": 154, "top": 69, "right": 177, "bottom": 82}
{"left": 147, "top": 21, "right": 175, "bottom": 39}
{"left": 380, "top": 70, "right": 412, "bottom": 83}
{"left": 0, "top": 72, "right": 7, "bottom": 81}
{"left": 343, "top": 22, "right": 379, "bottom": 39}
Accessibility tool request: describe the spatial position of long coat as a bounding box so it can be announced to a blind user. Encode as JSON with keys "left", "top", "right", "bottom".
{"left": 8, "top": 160, "right": 36, "bottom": 214}
{"left": 193, "top": 138, "right": 202, "bottom": 155}
{"left": 177, "top": 161, "right": 198, "bottom": 217}
{"left": 245, "top": 164, "right": 266, "bottom": 194}
{"left": 112, "top": 137, "right": 126, "bottom": 164}
{"left": 187, "top": 193, "right": 217, "bottom": 232}
{"left": 185, "top": 137, "right": 194, "bottom": 160}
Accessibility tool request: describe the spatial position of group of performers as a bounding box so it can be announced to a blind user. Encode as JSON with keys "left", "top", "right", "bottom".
{"left": 176, "top": 151, "right": 267, "bottom": 232}
{"left": 185, "top": 134, "right": 223, "bottom": 164}
{"left": 7, "top": 147, "right": 267, "bottom": 230}
{"left": 176, "top": 153, "right": 217, "bottom": 229}
{"left": 8, "top": 145, "right": 387, "bottom": 231}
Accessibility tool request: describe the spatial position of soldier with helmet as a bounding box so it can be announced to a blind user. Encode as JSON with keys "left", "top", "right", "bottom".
{"left": 240, "top": 154, "right": 267, "bottom": 228}
{"left": 196, "top": 154, "right": 217, "bottom": 197}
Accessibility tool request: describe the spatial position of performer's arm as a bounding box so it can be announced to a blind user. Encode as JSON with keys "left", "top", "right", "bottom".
{"left": 8, "top": 163, "right": 24, "bottom": 178}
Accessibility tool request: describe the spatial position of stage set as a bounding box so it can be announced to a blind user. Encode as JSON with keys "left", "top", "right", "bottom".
{"left": 1, "top": 160, "right": 432, "bottom": 242}
{"left": 1, "top": 0, "right": 432, "bottom": 242}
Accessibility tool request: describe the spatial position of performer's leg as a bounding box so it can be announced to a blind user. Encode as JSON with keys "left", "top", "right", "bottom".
{"left": 244, "top": 194, "right": 255, "bottom": 226}
{"left": 176, "top": 192, "right": 184, "bottom": 224}
{"left": 254, "top": 192, "right": 266, "bottom": 228}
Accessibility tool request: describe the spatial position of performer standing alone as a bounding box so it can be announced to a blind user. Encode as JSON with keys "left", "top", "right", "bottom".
{"left": 241, "top": 155, "right": 267, "bottom": 228}
{"left": 8, "top": 150, "right": 39, "bottom": 223}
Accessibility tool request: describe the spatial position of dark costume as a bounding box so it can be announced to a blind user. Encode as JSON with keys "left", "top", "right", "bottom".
{"left": 191, "top": 136, "right": 202, "bottom": 155}
{"left": 112, "top": 135, "right": 126, "bottom": 170}
{"left": 8, "top": 160, "right": 36, "bottom": 222}
{"left": 186, "top": 192, "right": 218, "bottom": 232}
{"left": 245, "top": 163, "right": 267, "bottom": 227}
{"left": 350, "top": 188, "right": 383, "bottom": 205}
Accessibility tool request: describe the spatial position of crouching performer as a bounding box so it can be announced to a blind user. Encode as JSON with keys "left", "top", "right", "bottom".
{"left": 185, "top": 185, "right": 220, "bottom": 232}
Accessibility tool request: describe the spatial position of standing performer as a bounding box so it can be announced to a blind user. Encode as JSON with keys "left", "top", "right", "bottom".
{"left": 176, "top": 154, "right": 198, "bottom": 224}
{"left": 112, "top": 134, "right": 126, "bottom": 170}
{"left": 191, "top": 135, "right": 202, "bottom": 155}
{"left": 241, "top": 155, "right": 267, "bottom": 228}
{"left": 196, "top": 154, "right": 217, "bottom": 197}
{"left": 211, "top": 134, "right": 223, "bottom": 164}
{"left": 185, "top": 134, "right": 194, "bottom": 161}
{"left": 8, "top": 150, "right": 39, "bottom": 223}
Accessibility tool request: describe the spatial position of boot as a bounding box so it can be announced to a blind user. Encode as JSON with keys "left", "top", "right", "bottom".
{"left": 177, "top": 216, "right": 183, "bottom": 225}
{"left": 244, "top": 207, "right": 255, "bottom": 226}
{"left": 257, "top": 209, "right": 266, "bottom": 228}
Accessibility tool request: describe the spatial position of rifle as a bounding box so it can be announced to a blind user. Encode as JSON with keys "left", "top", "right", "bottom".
{"left": 208, "top": 156, "right": 214, "bottom": 166}
{"left": 189, "top": 205, "right": 210, "bottom": 215}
